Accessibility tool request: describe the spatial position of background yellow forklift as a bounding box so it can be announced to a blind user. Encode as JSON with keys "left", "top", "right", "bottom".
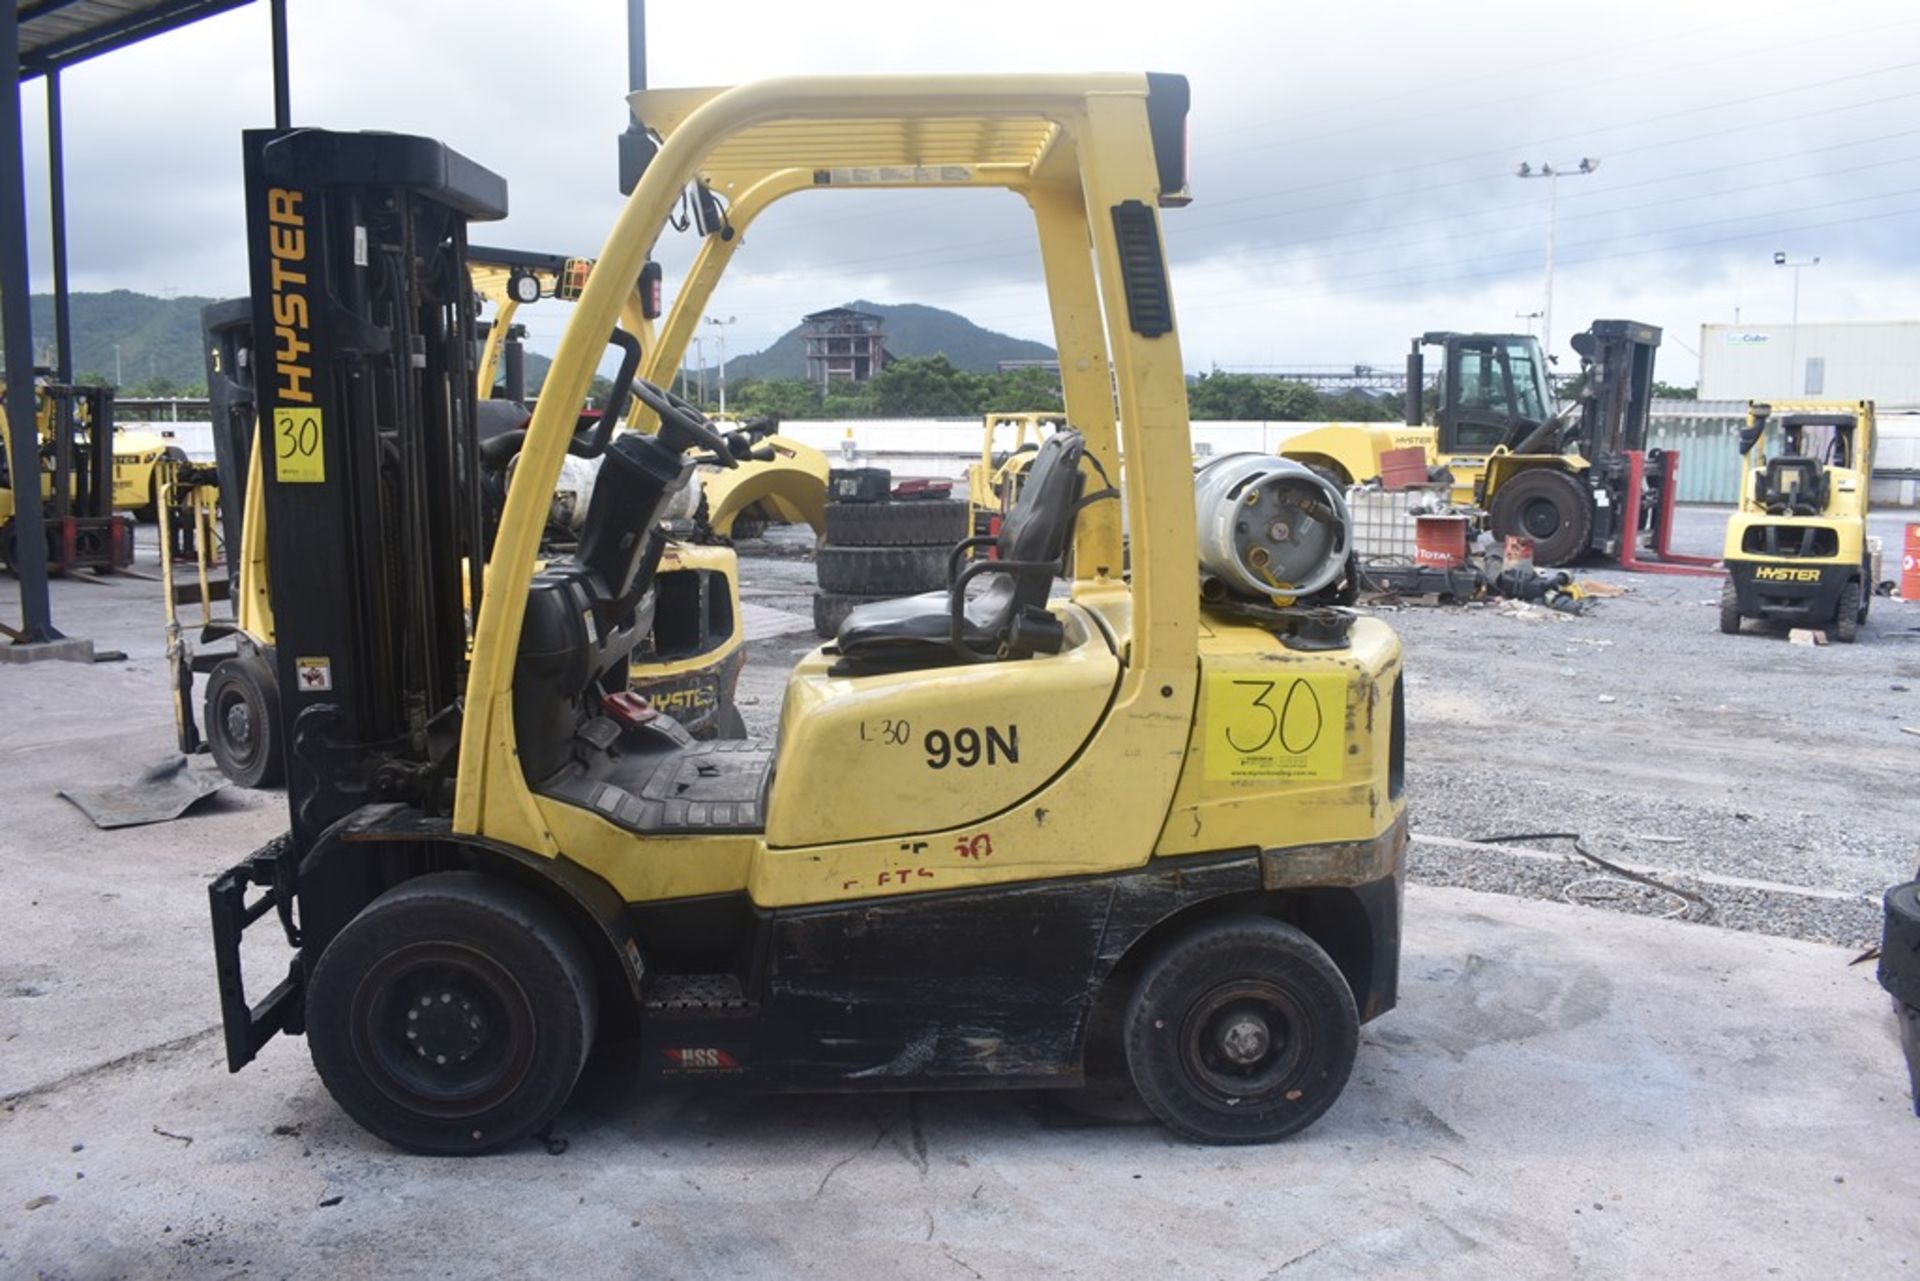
{"left": 1281, "top": 320, "right": 1710, "bottom": 571}
{"left": 1721, "top": 400, "right": 1876, "bottom": 641}
{"left": 967, "top": 410, "right": 1066, "bottom": 538}
{"left": 0, "top": 376, "right": 136, "bottom": 574}
{"left": 208, "top": 73, "right": 1407, "bottom": 1154}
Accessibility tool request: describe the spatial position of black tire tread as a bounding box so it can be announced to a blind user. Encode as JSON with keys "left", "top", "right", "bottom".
{"left": 204, "top": 653, "right": 284, "bottom": 788}
{"left": 815, "top": 544, "right": 948, "bottom": 595}
{"left": 1834, "top": 580, "right": 1861, "bottom": 643}
{"left": 306, "top": 871, "right": 597, "bottom": 1156}
{"left": 1719, "top": 580, "right": 1743, "bottom": 635}
{"left": 1490, "top": 469, "right": 1592, "bottom": 568}
{"left": 824, "top": 498, "right": 969, "bottom": 547}
{"left": 1125, "top": 916, "right": 1358, "bottom": 1145}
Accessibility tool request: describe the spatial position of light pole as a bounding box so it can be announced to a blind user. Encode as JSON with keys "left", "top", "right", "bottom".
{"left": 705, "top": 314, "right": 737, "bottom": 417}
{"left": 1515, "top": 157, "right": 1599, "bottom": 360}
{"left": 1773, "top": 251, "right": 1819, "bottom": 397}
{"left": 1513, "top": 310, "right": 1542, "bottom": 337}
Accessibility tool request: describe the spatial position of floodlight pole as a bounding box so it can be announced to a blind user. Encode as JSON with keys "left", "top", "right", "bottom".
{"left": 1515, "top": 158, "right": 1599, "bottom": 360}
{"left": 1774, "top": 251, "right": 1819, "bottom": 397}
{"left": 706, "top": 315, "right": 736, "bottom": 416}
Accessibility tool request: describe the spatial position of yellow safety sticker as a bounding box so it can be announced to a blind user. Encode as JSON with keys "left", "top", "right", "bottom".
{"left": 273, "top": 407, "right": 325, "bottom": 483}
{"left": 1205, "top": 672, "right": 1347, "bottom": 782}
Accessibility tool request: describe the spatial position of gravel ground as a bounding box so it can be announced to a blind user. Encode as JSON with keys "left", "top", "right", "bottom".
{"left": 734, "top": 515, "right": 1920, "bottom": 950}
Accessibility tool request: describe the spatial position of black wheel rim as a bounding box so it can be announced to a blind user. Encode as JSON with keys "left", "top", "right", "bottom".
{"left": 213, "top": 682, "right": 259, "bottom": 767}
{"left": 1518, "top": 496, "right": 1564, "bottom": 539}
{"left": 1178, "top": 979, "right": 1311, "bottom": 1107}
{"left": 350, "top": 942, "right": 536, "bottom": 1119}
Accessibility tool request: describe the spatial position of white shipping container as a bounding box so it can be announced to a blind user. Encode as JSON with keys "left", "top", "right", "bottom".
{"left": 1699, "top": 320, "right": 1920, "bottom": 405}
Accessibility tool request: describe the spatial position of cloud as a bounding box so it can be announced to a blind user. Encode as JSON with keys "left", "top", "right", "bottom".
{"left": 10, "top": 0, "right": 1917, "bottom": 377}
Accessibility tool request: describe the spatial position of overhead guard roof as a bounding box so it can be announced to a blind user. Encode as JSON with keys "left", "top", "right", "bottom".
{"left": 627, "top": 74, "right": 1159, "bottom": 191}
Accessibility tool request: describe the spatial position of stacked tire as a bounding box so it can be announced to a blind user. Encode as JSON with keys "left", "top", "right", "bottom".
{"left": 814, "top": 468, "right": 969, "bottom": 638}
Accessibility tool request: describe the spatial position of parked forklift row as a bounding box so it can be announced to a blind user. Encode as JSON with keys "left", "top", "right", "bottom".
{"left": 1277, "top": 322, "right": 1880, "bottom": 641}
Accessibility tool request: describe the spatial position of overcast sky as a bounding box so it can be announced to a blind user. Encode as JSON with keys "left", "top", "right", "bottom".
{"left": 16, "top": 0, "right": 1920, "bottom": 383}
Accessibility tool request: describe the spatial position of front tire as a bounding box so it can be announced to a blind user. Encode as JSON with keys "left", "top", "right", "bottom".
{"left": 1489, "top": 469, "right": 1592, "bottom": 567}
{"left": 204, "top": 653, "right": 284, "bottom": 788}
{"left": 1125, "top": 916, "right": 1358, "bottom": 1144}
{"left": 306, "top": 872, "right": 598, "bottom": 1155}
{"left": 1833, "top": 580, "right": 1861, "bottom": 643}
{"left": 1719, "top": 580, "right": 1743, "bottom": 635}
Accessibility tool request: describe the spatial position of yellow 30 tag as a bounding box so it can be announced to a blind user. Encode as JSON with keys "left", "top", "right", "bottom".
{"left": 1205, "top": 672, "right": 1347, "bottom": 781}
{"left": 273, "top": 407, "right": 325, "bottom": 483}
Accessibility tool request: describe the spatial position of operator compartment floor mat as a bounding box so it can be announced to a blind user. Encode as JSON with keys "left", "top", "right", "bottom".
{"left": 542, "top": 738, "right": 772, "bottom": 834}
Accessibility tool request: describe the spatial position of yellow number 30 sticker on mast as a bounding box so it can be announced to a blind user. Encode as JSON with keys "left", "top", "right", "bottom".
{"left": 1205, "top": 672, "right": 1347, "bottom": 781}
{"left": 273, "top": 407, "right": 325, "bottom": 483}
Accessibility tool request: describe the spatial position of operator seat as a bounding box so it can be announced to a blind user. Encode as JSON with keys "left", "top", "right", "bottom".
{"left": 1757, "top": 457, "right": 1827, "bottom": 516}
{"left": 834, "top": 429, "right": 1103, "bottom": 670}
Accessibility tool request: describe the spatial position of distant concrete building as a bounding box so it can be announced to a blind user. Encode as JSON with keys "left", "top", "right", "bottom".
{"left": 1699, "top": 320, "right": 1920, "bottom": 405}
{"left": 996, "top": 359, "right": 1061, "bottom": 374}
{"left": 801, "top": 307, "right": 890, "bottom": 388}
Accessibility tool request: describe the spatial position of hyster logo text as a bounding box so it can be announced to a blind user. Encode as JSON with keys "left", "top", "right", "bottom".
{"left": 1755, "top": 566, "right": 1822, "bottom": 582}
{"left": 267, "top": 188, "right": 313, "bottom": 405}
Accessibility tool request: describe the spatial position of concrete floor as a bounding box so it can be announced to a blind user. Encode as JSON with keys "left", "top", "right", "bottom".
{"left": 2, "top": 537, "right": 1919, "bottom": 1277}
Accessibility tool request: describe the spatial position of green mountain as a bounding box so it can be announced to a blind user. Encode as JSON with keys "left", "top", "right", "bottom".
{"left": 7, "top": 290, "right": 220, "bottom": 391}
{"left": 4, "top": 290, "right": 1054, "bottom": 397}
{"left": 718, "top": 300, "right": 1054, "bottom": 382}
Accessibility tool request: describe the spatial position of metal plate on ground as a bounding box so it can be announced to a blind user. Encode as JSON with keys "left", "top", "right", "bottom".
{"left": 60, "top": 757, "right": 230, "bottom": 829}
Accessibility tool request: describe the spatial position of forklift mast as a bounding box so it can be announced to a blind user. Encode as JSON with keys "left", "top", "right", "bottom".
{"left": 241, "top": 128, "right": 507, "bottom": 846}
{"left": 1570, "top": 319, "right": 1661, "bottom": 460}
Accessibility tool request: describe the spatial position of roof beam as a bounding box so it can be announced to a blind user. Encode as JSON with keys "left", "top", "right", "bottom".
{"left": 18, "top": 0, "right": 255, "bottom": 80}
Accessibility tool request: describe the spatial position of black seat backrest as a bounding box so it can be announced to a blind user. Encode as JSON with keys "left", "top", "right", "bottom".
{"left": 1760, "top": 456, "right": 1826, "bottom": 515}
{"left": 998, "top": 429, "right": 1087, "bottom": 564}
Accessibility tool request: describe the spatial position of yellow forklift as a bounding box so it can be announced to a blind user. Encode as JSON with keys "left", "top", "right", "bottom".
{"left": 0, "top": 377, "right": 136, "bottom": 574}
{"left": 967, "top": 410, "right": 1067, "bottom": 538}
{"left": 1282, "top": 321, "right": 1708, "bottom": 570}
{"left": 209, "top": 74, "right": 1406, "bottom": 1153}
{"left": 1720, "top": 400, "right": 1876, "bottom": 641}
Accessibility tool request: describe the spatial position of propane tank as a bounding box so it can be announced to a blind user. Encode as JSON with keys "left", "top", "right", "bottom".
{"left": 1194, "top": 454, "right": 1350, "bottom": 600}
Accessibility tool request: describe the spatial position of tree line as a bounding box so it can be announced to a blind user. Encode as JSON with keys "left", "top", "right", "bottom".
{"left": 705, "top": 357, "right": 1404, "bottom": 422}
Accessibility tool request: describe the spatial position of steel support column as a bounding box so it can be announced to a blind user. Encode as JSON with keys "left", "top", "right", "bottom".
{"left": 268, "top": 0, "right": 289, "bottom": 127}
{"left": 1, "top": 4, "right": 62, "bottom": 641}
{"left": 47, "top": 68, "right": 71, "bottom": 383}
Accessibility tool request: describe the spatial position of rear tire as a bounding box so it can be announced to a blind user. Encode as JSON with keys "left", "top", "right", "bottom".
{"left": 204, "top": 653, "right": 284, "bottom": 788}
{"left": 1125, "top": 916, "right": 1358, "bottom": 1144}
{"left": 306, "top": 872, "right": 597, "bottom": 1156}
{"left": 1489, "top": 469, "right": 1592, "bottom": 567}
{"left": 815, "top": 544, "right": 948, "bottom": 595}
{"left": 1719, "top": 580, "right": 1743, "bottom": 635}
{"left": 1833, "top": 580, "right": 1861, "bottom": 643}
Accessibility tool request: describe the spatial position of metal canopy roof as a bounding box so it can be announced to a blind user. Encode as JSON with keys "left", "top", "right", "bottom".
{"left": 15, "top": 0, "right": 254, "bottom": 79}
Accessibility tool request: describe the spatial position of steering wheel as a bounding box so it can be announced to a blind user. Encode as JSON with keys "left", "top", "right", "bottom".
{"left": 629, "top": 377, "right": 737, "bottom": 469}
